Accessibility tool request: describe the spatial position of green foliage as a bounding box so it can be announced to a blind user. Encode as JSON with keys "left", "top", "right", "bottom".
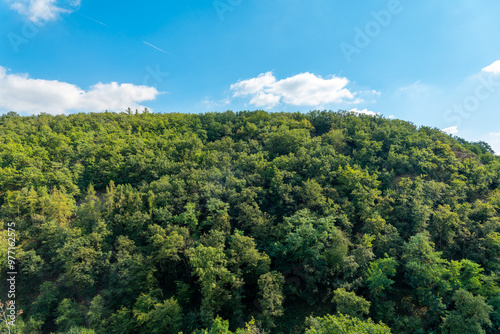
{"left": 332, "top": 288, "right": 371, "bottom": 318}
{"left": 108, "top": 308, "right": 134, "bottom": 334}
{"left": 228, "top": 232, "right": 271, "bottom": 278}
{"left": 64, "top": 327, "right": 97, "bottom": 334}
{"left": 87, "top": 295, "right": 109, "bottom": 333}
{"left": 304, "top": 313, "right": 391, "bottom": 334}
{"left": 107, "top": 236, "right": 157, "bottom": 308}
{"left": 366, "top": 256, "right": 397, "bottom": 298}
{"left": 257, "top": 271, "right": 285, "bottom": 327}
{"left": 441, "top": 289, "right": 493, "bottom": 334}
{"left": 193, "top": 316, "right": 265, "bottom": 334}
{"left": 274, "top": 209, "right": 349, "bottom": 270}
{"left": 187, "top": 244, "right": 234, "bottom": 325}
{"left": 403, "top": 233, "right": 450, "bottom": 313}
{"left": 0, "top": 229, "right": 7, "bottom": 274}
{"left": 1, "top": 110, "right": 499, "bottom": 333}
{"left": 55, "top": 299, "right": 84, "bottom": 333}
{"left": 192, "top": 316, "right": 232, "bottom": 334}
{"left": 133, "top": 294, "right": 183, "bottom": 334}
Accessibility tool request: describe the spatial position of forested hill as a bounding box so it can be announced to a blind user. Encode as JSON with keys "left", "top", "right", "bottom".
{"left": 1, "top": 110, "right": 500, "bottom": 334}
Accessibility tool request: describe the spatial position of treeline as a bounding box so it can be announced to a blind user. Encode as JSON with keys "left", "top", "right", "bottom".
{"left": 0, "top": 110, "right": 499, "bottom": 333}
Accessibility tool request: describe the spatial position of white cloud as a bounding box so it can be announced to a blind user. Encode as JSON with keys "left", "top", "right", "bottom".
{"left": 484, "top": 132, "right": 500, "bottom": 155}
{"left": 482, "top": 60, "right": 500, "bottom": 75}
{"left": 7, "top": 0, "right": 80, "bottom": 23}
{"left": 349, "top": 108, "right": 379, "bottom": 117}
{"left": 250, "top": 92, "right": 281, "bottom": 108}
{"left": 442, "top": 126, "right": 459, "bottom": 135}
{"left": 230, "top": 72, "right": 360, "bottom": 108}
{"left": 231, "top": 72, "right": 276, "bottom": 97}
{"left": 0, "top": 66, "right": 160, "bottom": 114}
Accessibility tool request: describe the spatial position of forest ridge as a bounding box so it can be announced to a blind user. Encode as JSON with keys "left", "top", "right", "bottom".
{"left": 0, "top": 110, "right": 499, "bottom": 333}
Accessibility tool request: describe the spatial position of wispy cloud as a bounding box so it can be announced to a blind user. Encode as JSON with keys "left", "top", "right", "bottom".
{"left": 0, "top": 66, "right": 161, "bottom": 114}
{"left": 77, "top": 12, "right": 107, "bottom": 26}
{"left": 483, "top": 132, "right": 500, "bottom": 155}
{"left": 7, "top": 0, "right": 81, "bottom": 23}
{"left": 230, "top": 72, "right": 361, "bottom": 108}
{"left": 143, "top": 41, "right": 170, "bottom": 55}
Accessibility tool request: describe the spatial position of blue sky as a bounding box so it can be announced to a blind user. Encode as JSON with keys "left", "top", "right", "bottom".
{"left": 2, "top": 0, "right": 500, "bottom": 152}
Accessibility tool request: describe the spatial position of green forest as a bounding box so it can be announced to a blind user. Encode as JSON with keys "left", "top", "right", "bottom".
{"left": 1, "top": 110, "right": 499, "bottom": 334}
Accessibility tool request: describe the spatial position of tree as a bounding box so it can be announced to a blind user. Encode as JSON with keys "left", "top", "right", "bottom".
{"left": 47, "top": 187, "right": 75, "bottom": 226}
{"left": 192, "top": 316, "right": 232, "bottom": 334}
{"left": 65, "top": 327, "right": 97, "bottom": 334}
{"left": 193, "top": 316, "right": 265, "bottom": 334}
{"left": 332, "top": 288, "right": 371, "bottom": 318}
{"left": 441, "top": 289, "right": 493, "bottom": 334}
{"left": 428, "top": 204, "right": 462, "bottom": 251}
{"left": 202, "top": 198, "right": 231, "bottom": 234}
{"left": 365, "top": 256, "right": 398, "bottom": 323}
{"left": 227, "top": 232, "right": 270, "bottom": 278}
{"left": 87, "top": 295, "right": 109, "bottom": 333}
{"left": 257, "top": 271, "right": 285, "bottom": 328}
{"left": 403, "top": 233, "right": 450, "bottom": 315}
{"left": 305, "top": 313, "right": 391, "bottom": 334}
{"left": 107, "top": 236, "right": 157, "bottom": 308}
{"left": 275, "top": 209, "right": 347, "bottom": 269}
{"left": 366, "top": 257, "right": 397, "bottom": 298}
{"left": 174, "top": 202, "right": 199, "bottom": 230}
{"left": 297, "top": 179, "right": 327, "bottom": 212}
{"left": 149, "top": 224, "right": 188, "bottom": 271}
{"left": 57, "top": 221, "right": 111, "bottom": 294}
{"left": 76, "top": 184, "right": 102, "bottom": 233}
{"left": 187, "top": 244, "right": 234, "bottom": 325}
{"left": 55, "top": 299, "right": 84, "bottom": 333}
{"left": 108, "top": 308, "right": 134, "bottom": 334}
{"left": 30, "top": 281, "right": 60, "bottom": 328}
{"left": 133, "top": 294, "right": 183, "bottom": 334}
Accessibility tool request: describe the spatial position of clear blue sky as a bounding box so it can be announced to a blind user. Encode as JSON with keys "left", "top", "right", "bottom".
{"left": 1, "top": 0, "right": 500, "bottom": 152}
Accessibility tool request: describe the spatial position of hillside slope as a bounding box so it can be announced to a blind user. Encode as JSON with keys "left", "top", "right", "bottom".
{"left": 1, "top": 110, "right": 499, "bottom": 333}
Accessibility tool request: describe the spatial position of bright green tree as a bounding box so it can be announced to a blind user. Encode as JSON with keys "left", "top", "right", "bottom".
{"left": 305, "top": 313, "right": 391, "bottom": 334}
{"left": 257, "top": 271, "right": 285, "bottom": 328}
{"left": 332, "top": 288, "right": 371, "bottom": 318}
{"left": 187, "top": 244, "right": 234, "bottom": 325}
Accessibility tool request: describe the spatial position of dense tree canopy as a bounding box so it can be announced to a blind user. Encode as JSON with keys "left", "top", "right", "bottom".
{"left": 0, "top": 110, "right": 499, "bottom": 333}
